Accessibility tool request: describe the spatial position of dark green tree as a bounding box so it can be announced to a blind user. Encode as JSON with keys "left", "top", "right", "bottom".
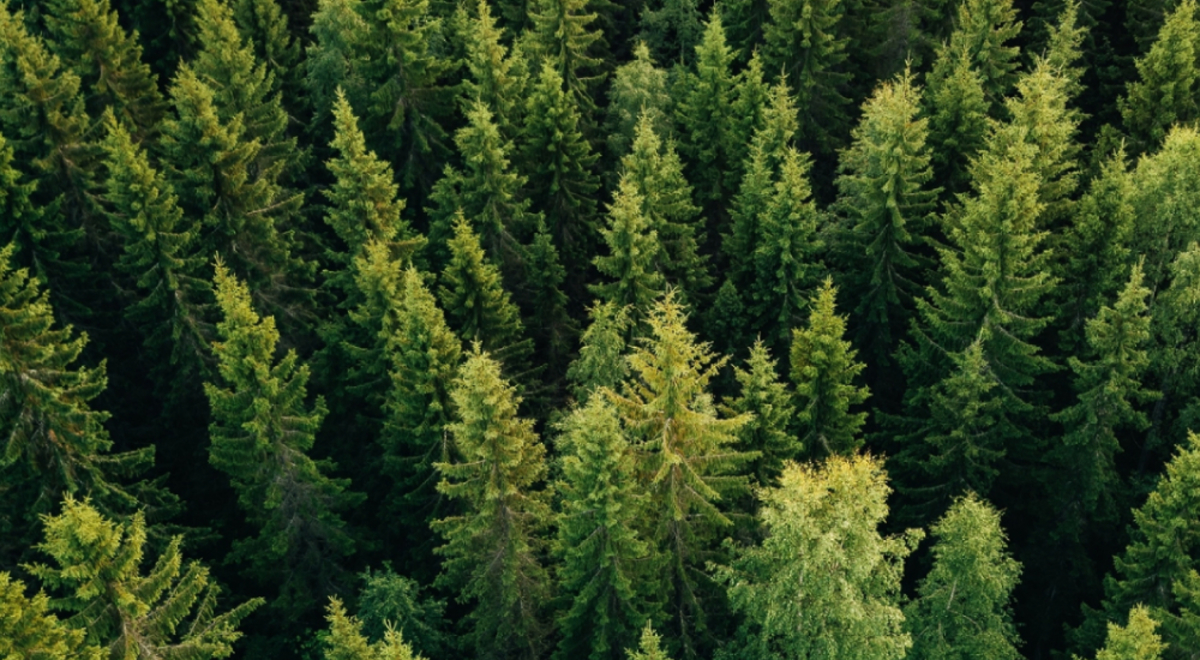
{"left": 461, "top": 0, "right": 528, "bottom": 136}
{"left": 938, "top": 0, "right": 1023, "bottom": 103}
{"left": 433, "top": 346, "right": 552, "bottom": 660}
{"left": 529, "top": 0, "right": 604, "bottom": 111}
{"left": 723, "top": 340, "right": 797, "bottom": 487}
{"left": 674, "top": 15, "right": 737, "bottom": 216}
{"left": 1119, "top": 0, "right": 1200, "bottom": 155}
{"left": 604, "top": 43, "right": 672, "bottom": 162}
{"left": 233, "top": 0, "right": 303, "bottom": 111}
{"left": 924, "top": 42, "right": 990, "bottom": 197}
{"left": 305, "top": 0, "right": 372, "bottom": 134}
{"left": 591, "top": 176, "right": 666, "bottom": 316}
{"left": 639, "top": 0, "right": 703, "bottom": 65}
{"left": 567, "top": 299, "right": 633, "bottom": 402}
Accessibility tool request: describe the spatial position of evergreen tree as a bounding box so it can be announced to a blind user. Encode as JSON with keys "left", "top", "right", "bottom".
{"left": 354, "top": 567, "right": 449, "bottom": 659}
{"left": 715, "top": 454, "right": 918, "bottom": 660}
{"left": 41, "top": 0, "right": 165, "bottom": 136}
{"left": 0, "top": 572, "right": 98, "bottom": 660}
{"left": 520, "top": 64, "right": 601, "bottom": 274}
{"left": 29, "top": 496, "right": 261, "bottom": 659}
{"left": 521, "top": 223, "right": 577, "bottom": 382}
{"left": 939, "top": 0, "right": 1023, "bottom": 103}
{"left": 925, "top": 42, "right": 990, "bottom": 198}
{"left": 438, "top": 216, "right": 533, "bottom": 373}
{"left": 748, "top": 149, "right": 822, "bottom": 347}
{"left": 674, "top": 15, "right": 737, "bottom": 215}
{"left": 1119, "top": 0, "right": 1200, "bottom": 155}
{"left": 834, "top": 69, "right": 938, "bottom": 364}
{"left": 233, "top": 0, "right": 303, "bottom": 109}
{"left": 553, "top": 396, "right": 657, "bottom": 660}
{"left": 323, "top": 598, "right": 427, "bottom": 660}
{"left": 620, "top": 113, "right": 708, "bottom": 302}
{"left": 604, "top": 43, "right": 672, "bottom": 162}
{"left": 529, "top": 0, "right": 604, "bottom": 111}
{"left": 591, "top": 176, "right": 666, "bottom": 315}
{"left": 726, "top": 53, "right": 771, "bottom": 177}
{"left": 433, "top": 346, "right": 551, "bottom": 660}
{"left": 567, "top": 299, "right": 632, "bottom": 402}
{"left": 790, "top": 279, "right": 869, "bottom": 458}
{"left": 461, "top": 0, "right": 529, "bottom": 136}
{"left": 1092, "top": 606, "right": 1167, "bottom": 660}
{"left": 724, "top": 0, "right": 772, "bottom": 61}
{"left": 639, "top": 0, "right": 703, "bottom": 65}
{"left": 627, "top": 623, "right": 672, "bottom": 660}
{"left": 762, "top": 0, "right": 851, "bottom": 155}
{"left": 904, "top": 493, "right": 1023, "bottom": 660}
{"left": 305, "top": 0, "right": 372, "bottom": 134}
{"left": 604, "top": 292, "right": 752, "bottom": 658}
{"left": 100, "top": 112, "right": 212, "bottom": 391}
{"left": 204, "top": 262, "right": 357, "bottom": 617}
{"left": 724, "top": 340, "right": 797, "bottom": 487}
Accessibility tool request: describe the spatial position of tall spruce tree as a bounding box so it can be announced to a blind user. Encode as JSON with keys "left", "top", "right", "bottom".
{"left": 924, "top": 42, "right": 990, "bottom": 198}
{"left": 591, "top": 176, "right": 666, "bottom": 316}
{"left": 790, "top": 279, "right": 870, "bottom": 458}
{"left": 604, "top": 292, "right": 752, "bottom": 658}
{"left": 628, "top": 623, "right": 672, "bottom": 660}
{"left": 553, "top": 396, "right": 658, "bottom": 660}
{"left": 433, "top": 346, "right": 551, "bottom": 660}
{"left": 233, "top": 0, "right": 303, "bottom": 109}
{"left": 1119, "top": 0, "right": 1200, "bottom": 156}
{"left": 529, "top": 0, "right": 604, "bottom": 111}
{"left": 834, "top": 69, "right": 938, "bottom": 365}
{"left": 28, "top": 496, "right": 262, "bottom": 659}
{"left": 604, "top": 43, "right": 672, "bottom": 162}
{"left": 938, "top": 0, "right": 1023, "bottom": 103}
{"left": 305, "top": 0, "right": 372, "bottom": 135}
{"left": 204, "top": 261, "right": 357, "bottom": 617}
{"left": 904, "top": 493, "right": 1023, "bottom": 660}
{"left": 724, "top": 340, "right": 798, "bottom": 487}
{"left": 461, "top": 0, "right": 529, "bottom": 136}
{"left": 567, "top": 299, "right": 632, "bottom": 404}
{"left": 716, "top": 454, "right": 918, "bottom": 660}
{"left": 674, "top": 15, "right": 737, "bottom": 216}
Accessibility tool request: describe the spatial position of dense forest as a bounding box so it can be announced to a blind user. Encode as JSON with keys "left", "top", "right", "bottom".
{"left": 4, "top": 0, "right": 1200, "bottom": 657}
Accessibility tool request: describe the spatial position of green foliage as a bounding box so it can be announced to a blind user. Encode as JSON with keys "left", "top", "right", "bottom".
{"left": 627, "top": 623, "right": 672, "bottom": 660}
{"left": 1120, "top": 0, "right": 1200, "bottom": 154}
{"left": 904, "top": 493, "right": 1023, "bottom": 660}
{"left": 28, "top": 496, "right": 262, "bottom": 659}
{"left": 0, "top": 571, "right": 98, "bottom": 660}
{"left": 305, "top": 0, "right": 372, "bottom": 132}
{"left": 723, "top": 340, "right": 797, "bottom": 487}
{"left": 529, "top": 0, "right": 604, "bottom": 110}
{"left": 940, "top": 0, "right": 1023, "bottom": 103}
{"left": 461, "top": 0, "right": 528, "bottom": 135}
{"left": 553, "top": 396, "right": 657, "bottom": 660}
{"left": 925, "top": 42, "right": 990, "bottom": 197}
{"left": 355, "top": 567, "right": 449, "bottom": 659}
{"left": 568, "top": 300, "right": 632, "bottom": 402}
{"left": 433, "top": 346, "right": 551, "bottom": 660}
{"left": 323, "top": 597, "right": 426, "bottom": 660}
{"left": 604, "top": 43, "right": 672, "bottom": 162}
{"left": 716, "top": 454, "right": 919, "bottom": 660}
{"left": 674, "top": 15, "right": 738, "bottom": 212}
{"left": 205, "top": 262, "right": 356, "bottom": 616}
{"left": 1093, "top": 606, "right": 1167, "bottom": 660}
{"left": 233, "top": 0, "right": 302, "bottom": 107}
{"left": 639, "top": 0, "right": 703, "bottom": 65}
{"left": 591, "top": 175, "right": 665, "bottom": 315}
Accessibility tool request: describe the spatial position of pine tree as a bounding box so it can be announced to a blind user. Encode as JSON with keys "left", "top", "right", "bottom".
{"left": 620, "top": 114, "right": 709, "bottom": 302}
{"left": 305, "top": 0, "right": 372, "bottom": 134}
{"left": 605, "top": 292, "right": 753, "bottom": 658}
{"left": 749, "top": 149, "right": 822, "bottom": 347}
{"left": 100, "top": 112, "right": 212, "bottom": 391}
{"left": 725, "top": 53, "right": 771, "bottom": 182}
{"left": 567, "top": 300, "right": 632, "bottom": 402}
{"left": 724, "top": 340, "right": 797, "bottom": 487}
{"left": 520, "top": 64, "right": 601, "bottom": 274}
{"left": 41, "top": 0, "right": 165, "bottom": 136}
{"left": 461, "top": 0, "right": 528, "bottom": 136}
{"left": 529, "top": 0, "right": 604, "bottom": 111}
{"left": 438, "top": 216, "right": 533, "bottom": 373}
{"left": 1127, "top": 126, "right": 1200, "bottom": 293}
{"left": 361, "top": 0, "right": 455, "bottom": 194}
{"left": 591, "top": 176, "right": 665, "bottom": 316}
{"left": 790, "top": 279, "right": 870, "bottom": 458}
{"left": 627, "top": 623, "right": 672, "bottom": 660}
{"left": 834, "top": 69, "right": 938, "bottom": 364}
{"left": 905, "top": 493, "right": 1022, "bottom": 660}
{"left": 323, "top": 598, "right": 427, "bottom": 660}
{"left": 553, "top": 396, "right": 657, "bottom": 660}
{"left": 1092, "top": 606, "right": 1167, "bottom": 660}
{"left": 715, "top": 454, "right": 918, "bottom": 660}
{"left": 521, "top": 223, "right": 577, "bottom": 382}
{"left": 1050, "top": 264, "right": 1157, "bottom": 530}
{"left": 0, "top": 572, "right": 98, "bottom": 660}
{"left": 28, "top": 496, "right": 262, "bottom": 659}
{"left": 639, "top": 0, "right": 704, "bottom": 65}
{"left": 204, "top": 262, "right": 357, "bottom": 616}
{"left": 433, "top": 346, "right": 551, "bottom": 660}
{"left": 674, "top": 15, "right": 737, "bottom": 215}
{"left": 604, "top": 43, "right": 671, "bottom": 162}
{"left": 233, "top": 0, "right": 303, "bottom": 109}
{"left": 1119, "top": 0, "right": 1200, "bottom": 155}
{"left": 724, "top": 0, "right": 772, "bottom": 60}
{"left": 925, "top": 42, "right": 990, "bottom": 197}
{"left": 939, "top": 0, "right": 1023, "bottom": 103}
{"left": 354, "top": 567, "right": 449, "bottom": 658}
{"left": 762, "top": 0, "right": 851, "bottom": 155}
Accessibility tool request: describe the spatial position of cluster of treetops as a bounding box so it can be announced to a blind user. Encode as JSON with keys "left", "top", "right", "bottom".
{"left": 7, "top": 0, "right": 1200, "bottom": 657}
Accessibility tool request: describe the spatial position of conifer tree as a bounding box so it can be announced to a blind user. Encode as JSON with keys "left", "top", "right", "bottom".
{"left": 520, "top": 64, "right": 601, "bottom": 273}
{"left": 620, "top": 115, "right": 709, "bottom": 302}
{"left": 716, "top": 454, "right": 917, "bottom": 660}
{"left": 1119, "top": 0, "right": 1200, "bottom": 155}
{"left": 380, "top": 267, "right": 462, "bottom": 538}
{"left": 521, "top": 223, "right": 577, "bottom": 381}
{"left": 360, "top": 0, "right": 455, "bottom": 194}
{"left": 605, "top": 292, "right": 752, "bottom": 658}
{"left": 0, "top": 572, "right": 98, "bottom": 660}
{"left": 627, "top": 623, "right": 672, "bottom": 660}
{"left": 205, "top": 262, "right": 357, "bottom": 616}
{"left": 1074, "top": 431, "right": 1200, "bottom": 657}
{"left": 233, "top": 0, "right": 302, "bottom": 108}
{"left": 433, "top": 346, "right": 551, "bottom": 660}
{"left": 790, "top": 279, "right": 869, "bottom": 458}
{"left": 354, "top": 567, "right": 449, "bottom": 658}
{"left": 604, "top": 43, "right": 671, "bottom": 162}
{"left": 529, "top": 0, "right": 604, "bottom": 111}
{"left": 1127, "top": 126, "right": 1200, "bottom": 293}
{"left": 160, "top": 66, "right": 307, "bottom": 322}
{"left": 305, "top": 0, "right": 372, "bottom": 133}
{"left": 42, "top": 0, "right": 165, "bottom": 136}
{"left": 567, "top": 300, "right": 632, "bottom": 402}
{"left": 100, "top": 113, "right": 212, "bottom": 390}
{"left": 726, "top": 53, "right": 771, "bottom": 176}
{"left": 724, "top": 0, "right": 772, "bottom": 60}
{"left": 1093, "top": 606, "right": 1166, "bottom": 660}
{"left": 674, "top": 15, "right": 737, "bottom": 215}
{"left": 1050, "top": 264, "right": 1157, "bottom": 529}
{"left": 591, "top": 176, "right": 666, "bottom": 316}
{"left": 749, "top": 149, "right": 822, "bottom": 347}
{"left": 462, "top": 0, "right": 528, "bottom": 136}
{"left": 323, "top": 598, "right": 427, "bottom": 660}
{"left": 925, "top": 42, "right": 990, "bottom": 197}
{"left": 939, "top": 0, "right": 1023, "bottom": 103}
{"left": 28, "top": 496, "right": 263, "bottom": 659}
{"left": 905, "top": 493, "right": 1022, "bottom": 660}
{"left": 834, "top": 69, "right": 938, "bottom": 364}
{"left": 762, "top": 0, "right": 850, "bottom": 154}
{"left": 724, "top": 340, "right": 797, "bottom": 487}
{"left": 639, "top": 0, "right": 703, "bottom": 65}
{"left": 553, "top": 396, "right": 658, "bottom": 660}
